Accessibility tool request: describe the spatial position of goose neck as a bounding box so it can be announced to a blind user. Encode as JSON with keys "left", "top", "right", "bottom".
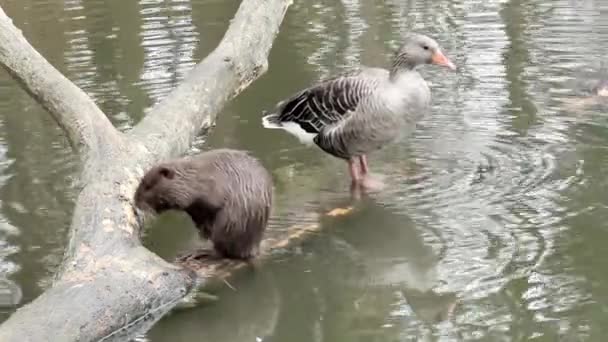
{"left": 389, "top": 56, "right": 417, "bottom": 80}
{"left": 389, "top": 67, "right": 417, "bottom": 83}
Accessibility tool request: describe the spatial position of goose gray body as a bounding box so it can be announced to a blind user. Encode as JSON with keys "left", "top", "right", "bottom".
{"left": 265, "top": 67, "right": 430, "bottom": 159}
{"left": 262, "top": 33, "right": 455, "bottom": 188}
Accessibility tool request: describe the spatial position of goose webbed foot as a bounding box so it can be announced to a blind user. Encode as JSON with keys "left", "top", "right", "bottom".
{"left": 348, "top": 156, "right": 385, "bottom": 192}
{"left": 360, "top": 173, "right": 386, "bottom": 191}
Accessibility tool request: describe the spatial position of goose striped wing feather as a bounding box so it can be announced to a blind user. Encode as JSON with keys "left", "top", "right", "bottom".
{"left": 275, "top": 71, "right": 378, "bottom": 134}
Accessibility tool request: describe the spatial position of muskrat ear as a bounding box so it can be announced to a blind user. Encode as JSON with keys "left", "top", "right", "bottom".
{"left": 158, "top": 167, "right": 175, "bottom": 180}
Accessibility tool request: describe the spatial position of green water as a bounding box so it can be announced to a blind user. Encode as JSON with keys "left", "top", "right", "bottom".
{"left": 1, "top": 0, "right": 608, "bottom": 340}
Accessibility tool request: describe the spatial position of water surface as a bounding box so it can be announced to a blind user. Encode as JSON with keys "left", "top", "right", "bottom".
{"left": 1, "top": 0, "right": 608, "bottom": 340}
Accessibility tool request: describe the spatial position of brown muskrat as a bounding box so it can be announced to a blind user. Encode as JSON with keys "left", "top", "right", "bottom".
{"left": 134, "top": 149, "right": 273, "bottom": 260}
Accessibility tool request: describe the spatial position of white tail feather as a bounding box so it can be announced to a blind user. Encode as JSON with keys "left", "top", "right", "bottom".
{"left": 262, "top": 114, "right": 282, "bottom": 129}
{"left": 261, "top": 114, "right": 316, "bottom": 145}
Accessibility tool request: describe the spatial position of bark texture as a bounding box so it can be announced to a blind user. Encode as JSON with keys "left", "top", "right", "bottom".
{"left": 0, "top": 0, "right": 292, "bottom": 341}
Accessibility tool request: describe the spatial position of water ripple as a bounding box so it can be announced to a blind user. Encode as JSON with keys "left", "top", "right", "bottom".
{"left": 138, "top": 0, "right": 198, "bottom": 105}
{"left": 1, "top": 0, "right": 607, "bottom": 340}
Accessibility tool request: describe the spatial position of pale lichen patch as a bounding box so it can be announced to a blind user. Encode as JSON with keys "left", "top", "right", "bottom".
{"left": 62, "top": 245, "right": 97, "bottom": 283}
{"left": 118, "top": 183, "right": 133, "bottom": 200}
{"left": 119, "top": 223, "right": 134, "bottom": 235}
{"left": 62, "top": 271, "right": 96, "bottom": 284}
{"left": 135, "top": 166, "right": 144, "bottom": 178}
{"left": 121, "top": 198, "right": 139, "bottom": 231}
{"left": 78, "top": 243, "right": 93, "bottom": 255}
{"left": 136, "top": 141, "right": 150, "bottom": 155}
{"left": 112, "top": 256, "right": 159, "bottom": 281}
{"left": 102, "top": 219, "right": 114, "bottom": 232}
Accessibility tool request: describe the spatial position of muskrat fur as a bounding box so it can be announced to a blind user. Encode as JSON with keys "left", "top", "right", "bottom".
{"left": 134, "top": 149, "right": 273, "bottom": 260}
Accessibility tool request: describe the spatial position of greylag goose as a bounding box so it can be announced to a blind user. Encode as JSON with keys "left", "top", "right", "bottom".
{"left": 262, "top": 33, "right": 456, "bottom": 190}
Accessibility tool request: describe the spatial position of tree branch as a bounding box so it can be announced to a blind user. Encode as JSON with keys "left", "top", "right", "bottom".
{"left": 0, "top": 5, "right": 122, "bottom": 157}
{"left": 129, "top": 0, "right": 292, "bottom": 159}
{"left": 0, "top": 0, "right": 292, "bottom": 341}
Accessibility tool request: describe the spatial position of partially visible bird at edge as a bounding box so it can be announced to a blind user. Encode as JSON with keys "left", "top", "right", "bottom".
{"left": 262, "top": 33, "right": 456, "bottom": 196}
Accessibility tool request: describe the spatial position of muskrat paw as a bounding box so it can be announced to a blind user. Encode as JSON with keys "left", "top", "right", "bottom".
{"left": 176, "top": 248, "right": 221, "bottom": 262}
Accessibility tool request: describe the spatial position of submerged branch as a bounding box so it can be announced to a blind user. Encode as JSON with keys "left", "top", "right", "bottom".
{"left": 178, "top": 222, "right": 321, "bottom": 282}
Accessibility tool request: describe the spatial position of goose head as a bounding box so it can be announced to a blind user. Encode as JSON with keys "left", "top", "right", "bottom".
{"left": 392, "top": 33, "right": 456, "bottom": 73}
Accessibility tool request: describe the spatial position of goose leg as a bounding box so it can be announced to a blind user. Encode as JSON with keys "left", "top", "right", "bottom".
{"left": 324, "top": 159, "right": 361, "bottom": 216}
{"left": 359, "top": 155, "right": 369, "bottom": 175}
{"left": 348, "top": 157, "right": 361, "bottom": 184}
{"left": 343, "top": 158, "right": 361, "bottom": 200}
{"left": 358, "top": 155, "right": 385, "bottom": 191}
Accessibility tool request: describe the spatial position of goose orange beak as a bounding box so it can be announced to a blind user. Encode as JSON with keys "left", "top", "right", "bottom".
{"left": 431, "top": 50, "right": 456, "bottom": 71}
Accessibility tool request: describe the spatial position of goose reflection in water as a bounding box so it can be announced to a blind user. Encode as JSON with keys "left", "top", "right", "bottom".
{"left": 317, "top": 198, "right": 458, "bottom": 334}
